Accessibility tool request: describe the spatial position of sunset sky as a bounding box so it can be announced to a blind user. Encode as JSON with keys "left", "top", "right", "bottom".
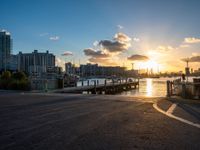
{"left": 1, "top": 0, "right": 200, "bottom": 72}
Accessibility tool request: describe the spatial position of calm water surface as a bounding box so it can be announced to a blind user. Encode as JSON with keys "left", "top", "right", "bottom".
{"left": 122, "top": 78, "right": 168, "bottom": 97}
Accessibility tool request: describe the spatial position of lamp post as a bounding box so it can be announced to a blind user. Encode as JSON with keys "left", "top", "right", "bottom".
{"left": 131, "top": 63, "right": 134, "bottom": 70}
{"left": 185, "top": 59, "right": 189, "bottom": 82}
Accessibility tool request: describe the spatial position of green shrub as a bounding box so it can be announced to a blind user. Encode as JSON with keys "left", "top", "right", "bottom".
{"left": 0, "top": 71, "right": 12, "bottom": 89}
{"left": 0, "top": 71, "right": 30, "bottom": 90}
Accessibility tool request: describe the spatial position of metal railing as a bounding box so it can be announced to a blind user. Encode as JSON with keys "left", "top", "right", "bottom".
{"left": 77, "top": 78, "right": 139, "bottom": 87}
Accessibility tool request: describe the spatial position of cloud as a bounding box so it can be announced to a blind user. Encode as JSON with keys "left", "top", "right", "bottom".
{"left": 180, "top": 44, "right": 190, "bottom": 48}
{"left": 181, "top": 56, "right": 200, "bottom": 62}
{"left": 84, "top": 32, "right": 132, "bottom": 66}
{"left": 192, "top": 52, "right": 200, "bottom": 56}
{"left": 49, "top": 36, "right": 60, "bottom": 41}
{"left": 99, "top": 40, "right": 131, "bottom": 53}
{"left": 190, "top": 56, "right": 200, "bottom": 62}
{"left": 84, "top": 48, "right": 109, "bottom": 58}
{"left": 88, "top": 57, "right": 118, "bottom": 66}
{"left": 55, "top": 57, "right": 65, "bottom": 68}
{"left": 156, "top": 45, "right": 175, "bottom": 51}
{"left": 184, "top": 37, "right": 200, "bottom": 44}
{"left": 114, "top": 32, "right": 131, "bottom": 43}
{"left": 117, "top": 25, "right": 124, "bottom": 29}
{"left": 127, "top": 54, "right": 149, "bottom": 61}
{"left": 61, "top": 51, "right": 73, "bottom": 56}
{"left": 181, "top": 57, "right": 190, "bottom": 62}
{"left": 98, "top": 33, "right": 131, "bottom": 53}
{"left": 93, "top": 41, "right": 99, "bottom": 47}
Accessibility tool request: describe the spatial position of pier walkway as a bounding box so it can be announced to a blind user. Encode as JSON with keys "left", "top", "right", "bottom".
{"left": 55, "top": 79, "right": 139, "bottom": 94}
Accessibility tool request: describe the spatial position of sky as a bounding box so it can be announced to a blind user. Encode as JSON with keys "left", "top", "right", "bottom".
{"left": 1, "top": 0, "right": 200, "bottom": 72}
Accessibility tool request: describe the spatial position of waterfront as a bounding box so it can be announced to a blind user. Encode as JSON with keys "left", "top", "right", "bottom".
{"left": 77, "top": 77, "right": 200, "bottom": 97}
{"left": 122, "top": 78, "right": 184, "bottom": 97}
{"left": 77, "top": 77, "right": 176, "bottom": 97}
{"left": 122, "top": 78, "right": 168, "bottom": 97}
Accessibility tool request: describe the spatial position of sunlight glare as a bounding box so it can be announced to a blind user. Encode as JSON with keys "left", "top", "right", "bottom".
{"left": 146, "top": 79, "right": 153, "bottom": 97}
{"left": 146, "top": 60, "right": 158, "bottom": 70}
{"left": 137, "top": 60, "right": 160, "bottom": 73}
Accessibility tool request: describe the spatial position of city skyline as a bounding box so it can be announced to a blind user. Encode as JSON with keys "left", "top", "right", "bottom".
{"left": 1, "top": 0, "right": 200, "bottom": 72}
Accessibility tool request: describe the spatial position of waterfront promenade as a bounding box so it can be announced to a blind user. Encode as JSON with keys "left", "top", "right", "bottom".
{"left": 0, "top": 93, "right": 199, "bottom": 150}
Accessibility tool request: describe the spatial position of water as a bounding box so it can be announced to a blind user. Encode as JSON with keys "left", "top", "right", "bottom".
{"left": 123, "top": 77, "right": 199, "bottom": 97}
{"left": 77, "top": 77, "right": 199, "bottom": 97}
{"left": 122, "top": 78, "right": 168, "bottom": 97}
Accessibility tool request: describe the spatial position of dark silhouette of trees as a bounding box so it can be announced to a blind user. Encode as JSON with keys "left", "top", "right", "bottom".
{"left": 0, "top": 71, "right": 30, "bottom": 90}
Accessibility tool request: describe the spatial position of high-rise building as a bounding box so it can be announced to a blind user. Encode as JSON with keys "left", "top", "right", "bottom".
{"left": 18, "top": 50, "right": 55, "bottom": 75}
{"left": 79, "top": 63, "right": 126, "bottom": 77}
{"left": 80, "top": 63, "right": 98, "bottom": 77}
{"left": 9, "top": 54, "right": 18, "bottom": 71}
{"left": 65, "top": 62, "right": 74, "bottom": 75}
{"left": 0, "top": 30, "right": 12, "bottom": 71}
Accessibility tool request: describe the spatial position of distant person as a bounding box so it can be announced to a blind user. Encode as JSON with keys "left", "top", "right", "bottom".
{"left": 182, "top": 73, "right": 186, "bottom": 81}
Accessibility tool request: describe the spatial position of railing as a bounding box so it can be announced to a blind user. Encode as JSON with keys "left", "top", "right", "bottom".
{"left": 58, "top": 78, "right": 139, "bottom": 94}
{"left": 77, "top": 78, "right": 139, "bottom": 87}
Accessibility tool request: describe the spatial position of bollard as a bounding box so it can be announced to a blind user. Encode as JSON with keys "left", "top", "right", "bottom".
{"left": 170, "top": 82, "right": 173, "bottom": 96}
{"left": 167, "top": 80, "right": 171, "bottom": 97}
{"left": 82, "top": 81, "right": 84, "bottom": 86}
{"left": 193, "top": 78, "right": 200, "bottom": 99}
{"left": 182, "top": 83, "right": 186, "bottom": 98}
{"left": 94, "top": 80, "right": 97, "bottom": 94}
{"left": 87, "top": 80, "right": 89, "bottom": 86}
{"left": 104, "top": 79, "right": 107, "bottom": 94}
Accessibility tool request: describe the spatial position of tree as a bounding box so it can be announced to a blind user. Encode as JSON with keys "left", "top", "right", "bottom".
{"left": 1, "top": 71, "right": 11, "bottom": 80}
{"left": 12, "top": 72, "right": 27, "bottom": 80}
{"left": 0, "top": 71, "right": 12, "bottom": 89}
{"left": 0, "top": 71, "right": 30, "bottom": 90}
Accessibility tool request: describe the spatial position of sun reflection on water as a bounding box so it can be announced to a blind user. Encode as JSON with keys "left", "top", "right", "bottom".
{"left": 146, "top": 79, "right": 153, "bottom": 97}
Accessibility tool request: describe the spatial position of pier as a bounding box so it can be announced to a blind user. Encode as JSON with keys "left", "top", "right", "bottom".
{"left": 55, "top": 79, "right": 139, "bottom": 94}
{"left": 167, "top": 78, "right": 200, "bottom": 99}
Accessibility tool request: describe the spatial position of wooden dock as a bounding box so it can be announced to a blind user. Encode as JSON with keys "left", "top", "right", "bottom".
{"left": 55, "top": 79, "right": 139, "bottom": 94}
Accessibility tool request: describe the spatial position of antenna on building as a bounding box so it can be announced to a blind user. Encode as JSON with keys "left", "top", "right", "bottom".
{"left": 79, "top": 59, "right": 81, "bottom": 76}
{"left": 186, "top": 59, "right": 189, "bottom": 68}
{"left": 185, "top": 57, "right": 190, "bottom": 82}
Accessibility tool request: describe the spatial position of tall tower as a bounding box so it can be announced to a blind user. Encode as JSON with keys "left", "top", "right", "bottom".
{"left": 185, "top": 59, "right": 190, "bottom": 76}
{"left": 0, "top": 30, "right": 12, "bottom": 71}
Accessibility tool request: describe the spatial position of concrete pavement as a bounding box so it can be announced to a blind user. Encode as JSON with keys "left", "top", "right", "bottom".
{"left": 0, "top": 93, "right": 199, "bottom": 150}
